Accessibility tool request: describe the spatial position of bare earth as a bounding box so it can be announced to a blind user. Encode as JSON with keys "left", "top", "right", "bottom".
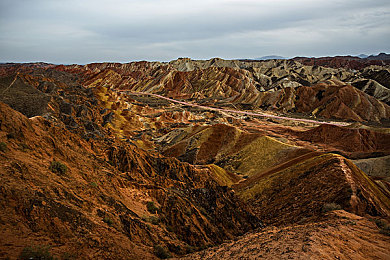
{"left": 177, "top": 211, "right": 390, "bottom": 260}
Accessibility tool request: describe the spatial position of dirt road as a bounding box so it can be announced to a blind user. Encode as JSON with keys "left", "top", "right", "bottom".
{"left": 121, "top": 91, "right": 349, "bottom": 127}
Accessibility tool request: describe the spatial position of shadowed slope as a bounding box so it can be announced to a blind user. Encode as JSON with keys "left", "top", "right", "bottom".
{"left": 177, "top": 210, "right": 390, "bottom": 260}
{"left": 234, "top": 153, "right": 390, "bottom": 226}
{"left": 161, "top": 124, "right": 311, "bottom": 178}
{"left": 295, "top": 124, "right": 390, "bottom": 158}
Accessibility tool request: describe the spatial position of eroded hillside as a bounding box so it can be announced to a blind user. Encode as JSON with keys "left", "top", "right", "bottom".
{"left": 0, "top": 57, "right": 389, "bottom": 259}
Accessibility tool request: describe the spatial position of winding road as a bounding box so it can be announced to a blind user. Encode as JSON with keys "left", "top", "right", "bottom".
{"left": 120, "top": 91, "right": 349, "bottom": 127}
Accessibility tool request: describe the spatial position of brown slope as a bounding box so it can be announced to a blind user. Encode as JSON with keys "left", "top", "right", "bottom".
{"left": 295, "top": 82, "right": 390, "bottom": 122}
{"left": 162, "top": 124, "right": 259, "bottom": 165}
{"left": 295, "top": 124, "right": 390, "bottom": 158}
{"left": 352, "top": 79, "right": 390, "bottom": 105}
{"left": 234, "top": 153, "right": 390, "bottom": 227}
{"left": 361, "top": 67, "right": 390, "bottom": 90}
{"left": 293, "top": 56, "right": 389, "bottom": 70}
{"left": 0, "top": 102, "right": 260, "bottom": 258}
{"left": 177, "top": 210, "right": 390, "bottom": 260}
{"left": 254, "top": 81, "right": 390, "bottom": 122}
{"left": 0, "top": 74, "right": 51, "bottom": 118}
{"left": 160, "top": 124, "right": 312, "bottom": 179}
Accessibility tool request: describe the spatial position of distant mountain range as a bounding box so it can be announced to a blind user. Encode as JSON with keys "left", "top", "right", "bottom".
{"left": 366, "top": 53, "right": 390, "bottom": 60}
{"left": 254, "top": 55, "right": 287, "bottom": 60}
{"left": 250, "top": 53, "right": 390, "bottom": 61}
{"left": 357, "top": 54, "right": 368, "bottom": 59}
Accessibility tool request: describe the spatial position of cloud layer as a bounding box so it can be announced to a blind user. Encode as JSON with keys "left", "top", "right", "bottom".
{"left": 1, "top": 0, "right": 389, "bottom": 63}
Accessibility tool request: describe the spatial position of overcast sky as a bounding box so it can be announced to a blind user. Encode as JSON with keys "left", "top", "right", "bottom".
{"left": 0, "top": 0, "right": 389, "bottom": 64}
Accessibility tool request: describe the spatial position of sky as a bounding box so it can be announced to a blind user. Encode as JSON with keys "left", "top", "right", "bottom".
{"left": 0, "top": 0, "right": 389, "bottom": 64}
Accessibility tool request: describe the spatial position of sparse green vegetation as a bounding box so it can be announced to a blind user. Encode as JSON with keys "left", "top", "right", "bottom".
{"left": 103, "top": 216, "right": 113, "bottom": 226}
{"left": 6, "top": 132, "right": 16, "bottom": 139}
{"left": 19, "top": 245, "right": 54, "bottom": 260}
{"left": 0, "top": 142, "right": 7, "bottom": 152}
{"left": 375, "top": 219, "right": 390, "bottom": 236}
{"left": 149, "top": 216, "right": 160, "bottom": 225}
{"left": 199, "top": 206, "right": 208, "bottom": 216}
{"left": 166, "top": 225, "right": 174, "bottom": 233}
{"left": 49, "top": 161, "right": 68, "bottom": 175}
{"left": 184, "top": 245, "right": 196, "bottom": 254}
{"left": 61, "top": 252, "right": 76, "bottom": 260}
{"left": 90, "top": 182, "right": 98, "bottom": 188}
{"left": 185, "top": 208, "right": 192, "bottom": 216}
{"left": 153, "top": 244, "right": 170, "bottom": 259}
{"left": 146, "top": 201, "right": 158, "bottom": 214}
{"left": 380, "top": 228, "right": 390, "bottom": 236}
{"left": 322, "top": 203, "right": 342, "bottom": 213}
{"left": 142, "top": 215, "right": 160, "bottom": 225}
{"left": 375, "top": 218, "right": 387, "bottom": 228}
{"left": 18, "top": 143, "right": 29, "bottom": 152}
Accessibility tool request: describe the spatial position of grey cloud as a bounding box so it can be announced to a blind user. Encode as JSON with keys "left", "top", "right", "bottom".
{"left": 0, "top": 0, "right": 389, "bottom": 63}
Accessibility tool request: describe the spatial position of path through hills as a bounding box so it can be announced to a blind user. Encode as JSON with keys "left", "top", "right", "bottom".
{"left": 120, "top": 91, "right": 350, "bottom": 127}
